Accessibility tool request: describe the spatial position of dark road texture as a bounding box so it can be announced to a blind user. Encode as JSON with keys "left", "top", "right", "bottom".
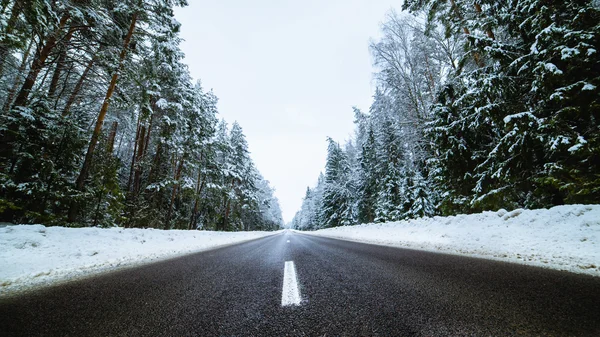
{"left": 1, "top": 231, "right": 599, "bottom": 336}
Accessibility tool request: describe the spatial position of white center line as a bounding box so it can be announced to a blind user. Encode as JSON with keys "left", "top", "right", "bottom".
{"left": 281, "top": 261, "right": 301, "bottom": 306}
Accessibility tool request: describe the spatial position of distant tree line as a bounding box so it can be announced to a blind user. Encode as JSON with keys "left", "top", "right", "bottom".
{"left": 292, "top": 0, "right": 599, "bottom": 230}
{"left": 0, "top": 0, "right": 283, "bottom": 230}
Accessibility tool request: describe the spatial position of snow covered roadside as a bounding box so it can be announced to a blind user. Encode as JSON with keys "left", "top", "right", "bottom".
{"left": 0, "top": 226, "right": 279, "bottom": 296}
{"left": 305, "top": 205, "right": 600, "bottom": 276}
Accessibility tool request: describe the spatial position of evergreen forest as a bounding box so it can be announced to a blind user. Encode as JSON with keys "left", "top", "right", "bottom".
{"left": 0, "top": 0, "right": 283, "bottom": 230}
{"left": 292, "top": 0, "right": 600, "bottom": 230}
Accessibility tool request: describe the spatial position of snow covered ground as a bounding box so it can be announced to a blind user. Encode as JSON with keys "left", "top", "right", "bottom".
{"left": 306, "top": 205, "right": 600, "bottom": 276}
{"left": 0, "top": 226, "right": 278, "bottom": 296}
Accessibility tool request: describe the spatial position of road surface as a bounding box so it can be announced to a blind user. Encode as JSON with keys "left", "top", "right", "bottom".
{"left": 1, "top": 231, "right": 599, "bottom": 336}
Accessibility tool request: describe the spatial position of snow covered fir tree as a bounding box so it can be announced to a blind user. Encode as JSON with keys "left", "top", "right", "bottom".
{"left": 292, "top": 1, "right": 600, "bottom": 230}
{"left": 0, "top": 0, "right": 283, "bottom": 230}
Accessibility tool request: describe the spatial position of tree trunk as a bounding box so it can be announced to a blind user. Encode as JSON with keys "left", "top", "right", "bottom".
{"left": 189, "top": 153, "right": 205, "bottom": 230}
{"left": 448, "top": 0, "right": 484, "bottom": 67}
{"left": 423, "top": 52, "right": 436, "bottom": 98}
{"left": 0, "top": 39, "right": 34, "bottom": 171}
{"left": 12, "top": 12, "right": 71, "bottom": 108}
{"left": 124, "top": 119, "right": 144, "bottom": 228}
{"left": 0, "top": 10, "right": 69, "bottom": 167}
{"left": 448, "top": 0, "right": 471, "bottom": 34}
{"left": 47, "top": 28, "right": 75, "bottom": 100}
{"left": 75, "top": 12, "right": 137, "bottom": 189}
{"left": 147, "top": 141, "right": 162, "bottom": 184}
{"left": 127, "top": 119, "right": 142, "bottom": 193}
{"left": 165, "top": 157, "right": 184, "bottom": 229}
{"left": 142, "top": 101, "right": 156, "bottom": 158}
{"left": 2, "top": 39, "right": 34, "bottom": 114}
{"left": 189, "top": 170, "right": 206, "bottom": 230}
{"left": 68, "top": 12, "right": 137, "bottom": 222}
{"left": 62, "top": 55, "right": 96, "bottom": 117}
{"left": 126, "top": 100, "right": 155, "bottom": 198}
{"left": 223, "top": 198, "right": 231, "bottom": 231}
{"left": 106, "top": 121, "right": 118, "bottom": 154}
{"left": 53, "top": 58, "right": 74, "bottom": 109}
{"left": 0, "top": 1, "right": 23, "bottom": 78}
{"left": 133, "top": 125, "right": 146, "bottom": 195}
{"left": 473, "top": 3, "right": 495, "bottom": 40}
{"left": 92, "top": 192, "right": 104, "bottom": 227}
{"left": 221, "top": 180, "right": 236, "bottom": 231}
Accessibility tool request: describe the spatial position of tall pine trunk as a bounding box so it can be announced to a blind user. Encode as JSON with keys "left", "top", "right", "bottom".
{"left": 47, "top": 28, "right": 76, "bottom": 100}
{"left": 0, "top": 1, "right": 22, "bottom": 79}
{"left": 147, "top": 141, "right": 162, "bottom": 185}
{"left": 448, "top": 0, "right": 484, "bottom": 68}
{"left": 165, "top": 157, "right": 184, "bottom": 229}
{"left": 106, "top": 121, "right": 118, "bottom": 153}
{"left": 189, "top": 172, "right": 206, "bottom": 230}
{"left": 2, "top": 39, "right": 34, "bottom": 114}
{"left": 69, "top": 12, "right": 138, "bottom": 222}
{"left": 132, "top": 125, "right": 146, "bottom": 196}
{"left": 220, "top": 180, "right": 236, "bottom": 231}
{"left": 12, "top": 12, "right": 71, "bottom": 108}
{"left": 189, "top": 153, "right": 205, "bottom": 230}
{"left": 62, "top": 54, "right": 96, "bottom": 117}
{"left": 127, "top": 100, "right": 155, "bottom": 198}
{"left": 124, "top": 120, "right": 142, "bottom": 228}
{"left": 127, "top": 119, "right": 142, "bottom": 193}
{"left": 0, "top": 11, "right": 70, "bottom": 166}
{"left": 223, "top": 198, "right": 231, "bottom": 231}
{"left": 473, "top": 3, "right": 495, "bottom": 40}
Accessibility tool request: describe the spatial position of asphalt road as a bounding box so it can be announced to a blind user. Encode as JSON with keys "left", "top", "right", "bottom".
{"left": 1, "top": 231, "right": 599, "bottom": 336}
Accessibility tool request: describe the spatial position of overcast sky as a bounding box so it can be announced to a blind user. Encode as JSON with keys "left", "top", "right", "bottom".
{"left": 174, "top": 0, "right": 398, "bottom": 223}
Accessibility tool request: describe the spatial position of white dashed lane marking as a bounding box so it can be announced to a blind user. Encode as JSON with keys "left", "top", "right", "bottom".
{"left": 281, "top": 261, "right": 301, "bottom": 306}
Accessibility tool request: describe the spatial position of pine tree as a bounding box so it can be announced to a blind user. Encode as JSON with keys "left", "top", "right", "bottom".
{"left": 514, "top": 0, "right": 600, "bottom": 204}
{"left": 357, "top": 126, "right": 378, "bottom": 223}
{"left": 321, "top": 138, "right": 355, "bottom": 227}
{"left": 292, "top": 173, "right": 326, "bottom": 230}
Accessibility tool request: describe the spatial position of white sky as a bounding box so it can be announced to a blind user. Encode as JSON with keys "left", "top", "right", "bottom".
{"left": 174, "top": 0, "right": 397, "bottom": 223}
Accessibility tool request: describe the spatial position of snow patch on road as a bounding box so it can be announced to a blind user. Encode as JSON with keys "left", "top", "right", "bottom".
{"left": 0, "top": 226, "right": 279, "bottom": 296}
{"left": 305, "top": 205, "right": 600, "bottom": 276}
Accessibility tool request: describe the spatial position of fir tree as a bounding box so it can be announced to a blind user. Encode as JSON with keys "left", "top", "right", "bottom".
{"left": 321, "top": 138, "right": 355, "bottom": 227}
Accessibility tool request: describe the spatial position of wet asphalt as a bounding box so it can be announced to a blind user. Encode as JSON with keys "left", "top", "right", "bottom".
{"left": 1, "top": 230, "right": 599, "bottom": 336}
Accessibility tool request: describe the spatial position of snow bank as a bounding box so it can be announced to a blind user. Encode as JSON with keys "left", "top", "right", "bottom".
{"left": 0, "top": 226, "right": 277, "bottom": 296}
{"left": 306, "top": 205, "right": 600, "bottom": 276}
